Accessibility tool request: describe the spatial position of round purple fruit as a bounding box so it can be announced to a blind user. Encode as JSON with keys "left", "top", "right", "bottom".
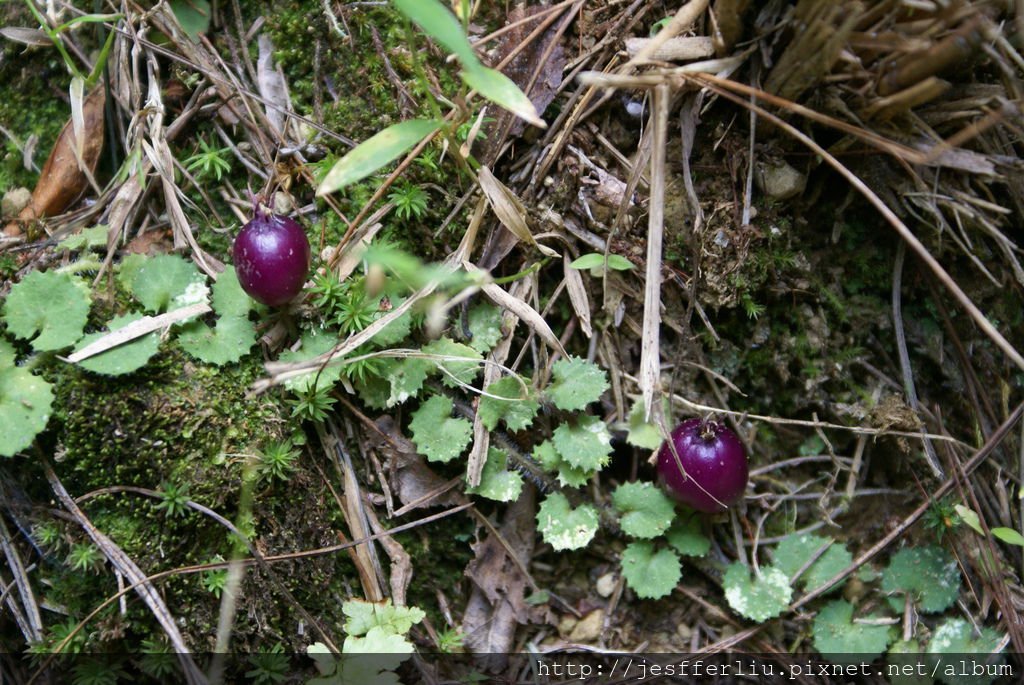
{"left": 232, "top": 211, "right": 311, "bottom": 306}
{"left": 657, "top": 418, "right": 749, "bottom": 513}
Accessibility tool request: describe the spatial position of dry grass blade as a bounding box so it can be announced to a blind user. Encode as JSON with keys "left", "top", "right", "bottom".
{"left": 468, "top": 264, "right": 567, "bottom": 357}
{"left": 465, "top": 278, "right": 528, "bottom": 487}
{"left": 624, "top": 36, "right": 714, "bottom": 61}
{"left": 640, "top": 84, "right": 669, "bottom": 422}
{"left": 65, "top": 302, "right": 211, "bottom": 363}
{"left": 562, "top": 255, "right": 593, "bottom": 338}
{"left": 42, "top": 461, "right": 206, "bottom": 685}
{"left": 626, "top": 0, "right": 710, "bottom": 67}
{"left": 0, "top": 517, "right": 42, "bottom": 642}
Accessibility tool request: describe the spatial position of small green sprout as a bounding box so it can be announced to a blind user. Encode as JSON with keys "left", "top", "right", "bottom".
{"left": 388, "top": 182, "right": 430, "bottom": 221}
{"left": 245, "top": 644, "right": 289, "bottom": 685}
{"left": 66, "top": 542, "right": 104, "bottom": 573}
{"left": 184, "top": 138, "right": 232, "bottom": 182}
{"left": 201, "top": 557, "right": 229, "bottom": 598}
{"left": 258, "top": 440, "right": 299, "bottom": 482}
{"left": 155, "top": 482, "right": 191, "bottom": 518}
{"left": 288, "top": 386, "right": 337, "bottom": 422}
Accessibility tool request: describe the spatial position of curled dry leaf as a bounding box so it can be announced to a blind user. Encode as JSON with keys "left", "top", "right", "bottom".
{"left": 476, "top": 166, "right": 557, "bottom": 257}
{"left": 4, "top": 87, "right": 106, "bottom": 237}
{"left": 563, "top": 255, "right": 593, "bottom": 338}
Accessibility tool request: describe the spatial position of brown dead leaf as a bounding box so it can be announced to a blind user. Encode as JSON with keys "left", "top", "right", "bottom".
{"left": 4, "top": 87, "right": 105, "bottom": 237}
{"left": 492, "top": 5, "right": 566, "bottom": 140}
{"left": 462, "top": 487, "right": 537, "bottom": 659}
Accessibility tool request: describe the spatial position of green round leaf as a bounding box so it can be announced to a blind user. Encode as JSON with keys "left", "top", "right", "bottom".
{"left": 177, "top": 315, "right": 255, "bottom": 366}
{"left": 0, "top": 341, "right": 54, "bottom": 457}
{"left": 75, "top": 314, "right": 161, "bottom": 375}
{"left": 3, "top": 270, "right": 90, "bottom": 351}
{"left": 279, "top": 330, "right": 344, "bottom": 394}
{"left": 533, "top": 439, "right": 592, "bottom": 488}
{"left": 773, "top": 533, "right": 852, "bottom": 595}
{"left": 723, "top": 562, "right": 792, "bottom": 622}
{"left": 409, "top": 395, "right": 472, "bottom": 463}
{"left": 466, "top": 304, "right": 503, "bottom": 353}
{"left": 612, "top": 481, "right": 675, "bottom": 539}
{"left": 478, "top": 375, "right": 539, "bottom": 431}
{"left": 421, "top": 338, "right": 481, "bottom": 388}
{"left": 667, "top": 516, "right": 710, "bottom": 557}
{"left": 812, "top": 599, "right": 891, "bottom": 664}
{"left": 466, "top": 448, "right": 522, "bottom": 502}
{"left": 927, "top": 618, "right": 1006, "bottom": 685}
{"left": 211, "top": 266, "right": 254, "bottom": 317}
{"left": 546, "top": 356, "right": 609, "bottom": 411}
{"left": 882, "top": 545, "right": 960, "bottom": 614}
{"left": 130, "top": 254, "right": 204, "bottom": 313}
{"left": 536, "top": 492, "right": 598, "bottom": 551}
{"left": 621, "top": 541, "right": 681, "bottom": 599}
{"left": 551, "top": 415, "right": 613, "bottom": 472}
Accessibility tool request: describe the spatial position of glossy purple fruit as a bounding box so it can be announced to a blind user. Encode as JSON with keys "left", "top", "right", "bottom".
{"left": 232, "top": 211, "right": 311, "bottom": 306}
{"left": 657, "top": 418, "right": 749, "bottom": 513}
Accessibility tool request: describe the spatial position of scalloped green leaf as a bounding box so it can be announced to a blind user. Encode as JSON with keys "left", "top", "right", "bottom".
{"left": 666, "top": 516, "right": 710, "bottom": 557}
{"left": 340, "top": 629, "right": 412, "bottom": 681}
{"left": 536, "top": 492, "right": 598, "bottom": 551}
{"left": 211, "top": 267, "right": 253, "bottom": 317}
{"left": 626, "top": 398, "right": 664, "bottom": 450}
{"left": 279, "top": 330, "right": 344, "bottom": 394}
{"left": 466, "top": 448, "right": 522, "bottom": 502}
{"left": 927, "top": 618, "right": 1006, "bottom": 685}
{"left": 385, "top": 357, "right": 432, "bottom": 407}
{"left": 723, "top": 563, "right": 792, "bottom": 622}
{"left": 551, "top": 414, "right": 613, "bottom": 472}
{"left": 882, "top": 545, "right": 960, "bottom": 614}
{"left": 421, "top": 338, "right": 481, "bottom": 388}
{"left": 888, "top": 641, "right": 932, "bottom": 685}
{"left": 115, "top": 253, "right": 147, "bottom": 291}
{"left": 612, "top": 481, "right": 675, "bottom": 539}
{"left": 342, "top": 599, "right": 425, "bottom": 638}
{"left": 774, "top": 533, "right": 852, "bottom": 595}
{"left": 3, "top": 270, "right": 90, "bottom": 351}
{"left": 546, "top": 356, "right": 608, "bottom": 411}
{"left": 534, "top": 439, "right": 591, "bottom": 488}
{"left": 477, "top": 375, "right": 538, "bottom": 431}
{"left": 0, "top": 341, "right": 54, "bottom": 457}
{"left": 355, "top": 373, "right": 391, "bottom": 410}
{"left": 74, "top": 313, "right": 161, "bottom": 375}
{"left": 57, "top": 224, "right": 108, "bottom": 252}
{"left": 177, "top": 315, "right": 255, "bottom": 366}
{"left": 812, "top": 599, "right": 891, "bottom": 664}
{"left": 131, "top": 254, "right": 204, "bottom": 313}
{"left": 621, "top": 541, "right": 681, "bottom": 600}
{"left": 409, "top": 395, "right": 471, "bottom": 463}
{"left": 466, "top": 303, "right": 503, "bottom": 353}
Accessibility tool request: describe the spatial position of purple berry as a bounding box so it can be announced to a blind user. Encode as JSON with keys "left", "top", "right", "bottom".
{"left": 657, "top": 418, "right": 749, "bottom": 513}
{"left": 232, "top": 211, "right": 310, "bottom": 306}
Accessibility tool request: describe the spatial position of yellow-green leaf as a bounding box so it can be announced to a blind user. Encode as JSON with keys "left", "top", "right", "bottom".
{"left": 461, "top": 64, "right": 545, "bottom": 129}
{"left": 392, "top": 0, "right": 479, "bottom": 67}
{"left": 317, "top": 119, "right": 441, "bottom": 195}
